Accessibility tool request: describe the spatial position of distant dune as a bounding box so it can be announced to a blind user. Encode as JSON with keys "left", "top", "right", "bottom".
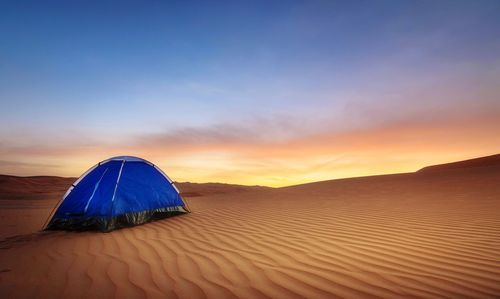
{"left": 0, "top": 175, "right": 268, "bottom": 200}
{"left": 0, "top": 175, "right": 74, "bottom": 199}
{"left": 0, "top": 154, "right": 499, "bottom": 298}
{"left": 176, "top": 182, "right": 271, "bottom": 197}
{"left": 418, "top": 153, "right": 500, "bottom": 173}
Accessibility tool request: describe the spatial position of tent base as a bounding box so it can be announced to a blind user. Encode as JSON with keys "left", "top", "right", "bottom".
{"left": 45, "top": 206, "right": 189, "bottom": 232}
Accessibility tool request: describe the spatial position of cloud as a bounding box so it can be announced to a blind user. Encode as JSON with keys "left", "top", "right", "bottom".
{"left": 1, "top": 105, "right": 499, "bottom": 186}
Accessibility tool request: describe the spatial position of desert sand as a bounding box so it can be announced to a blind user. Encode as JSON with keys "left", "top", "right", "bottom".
{"left": 0, "top": 156, "right": 499, "bottom": 298}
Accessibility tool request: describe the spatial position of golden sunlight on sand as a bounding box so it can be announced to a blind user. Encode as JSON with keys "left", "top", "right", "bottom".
{"left": 0, "top": 156, "right": 499, "bottom": 298}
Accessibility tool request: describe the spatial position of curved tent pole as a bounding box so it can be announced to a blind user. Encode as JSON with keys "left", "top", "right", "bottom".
{"left": 153, "top": 164, "right": 191, "bottom": 212}
{"left": 42, "top": 199, "right": 63, "bottom": 231}
{"left": 43, "top": 156, "right": 190, "bottom": 231}
{"left": 41, "top": 162, "right": 101, "bottom": 230}
{"left": 177, "top": 188, "right": 191, "bottom": 213}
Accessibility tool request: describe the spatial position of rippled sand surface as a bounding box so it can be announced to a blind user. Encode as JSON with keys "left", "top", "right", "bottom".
{"left": 1, "top": 166, "right": 499, "bottom": 298}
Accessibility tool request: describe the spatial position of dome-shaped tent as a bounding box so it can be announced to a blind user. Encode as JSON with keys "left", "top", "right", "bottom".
{"left": 45, "top": 156, "right": 190, "bottom": 232}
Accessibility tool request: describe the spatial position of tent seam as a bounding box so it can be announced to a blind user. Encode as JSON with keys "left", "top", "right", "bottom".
{"left": 108, "top": 160, "right": 126, "bottom": 228}
{"left": 83, "top": 167, "right": 109, "bottom": 215}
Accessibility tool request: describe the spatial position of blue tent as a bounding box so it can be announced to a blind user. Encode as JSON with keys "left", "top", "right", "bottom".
{"left": 45, "top": 156, "right": 190, "bottom": 232}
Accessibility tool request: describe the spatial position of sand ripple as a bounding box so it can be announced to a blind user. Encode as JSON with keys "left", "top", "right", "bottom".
{"left": 1, "top": 168, "right": 500, "bottom": 298}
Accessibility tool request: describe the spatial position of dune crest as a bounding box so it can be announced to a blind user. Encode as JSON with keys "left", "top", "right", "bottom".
{"left": 1, "top": 157, "right": 500, "bottom": 298}
{"left": 418, "top": 154, "right": 500, "bottom": 173}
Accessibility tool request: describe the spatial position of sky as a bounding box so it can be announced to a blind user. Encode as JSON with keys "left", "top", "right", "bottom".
{"left": 1, "top": 0, "right": 500, "bottom": 186}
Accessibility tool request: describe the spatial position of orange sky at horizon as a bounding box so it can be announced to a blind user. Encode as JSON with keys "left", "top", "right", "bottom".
{"left": 0, "top": 1, "right": 500, "bottom": 186}
{"left": 1, "top": 113, "right": 499, "bottom": 187}
{"left": 2, "top": 1, "right": 500, "bottom": 187}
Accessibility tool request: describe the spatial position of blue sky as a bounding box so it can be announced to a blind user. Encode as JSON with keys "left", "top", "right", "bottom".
{"left": 1, "top": 1, "right": 500, "bottom": 185}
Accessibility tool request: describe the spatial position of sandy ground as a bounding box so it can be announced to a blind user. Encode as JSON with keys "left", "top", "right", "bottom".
{"left": 0, "top": 165, "right": 499, "bottom": 298}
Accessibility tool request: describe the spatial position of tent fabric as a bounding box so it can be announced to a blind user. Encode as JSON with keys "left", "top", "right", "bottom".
{"left": 45, "top": 156, "right": 189, "bottom": 232}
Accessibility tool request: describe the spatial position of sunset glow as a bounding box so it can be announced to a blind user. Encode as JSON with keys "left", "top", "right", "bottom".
{"left": 1, "top": 1, "right": 499, "bottom": 186}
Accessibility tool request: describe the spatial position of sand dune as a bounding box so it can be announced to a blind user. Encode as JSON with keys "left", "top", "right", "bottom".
{"left": 418, "top": 154, "right": 500, "bottom": 173}
{"left": 0, "top": 158, "right": 499, "bottom": 298}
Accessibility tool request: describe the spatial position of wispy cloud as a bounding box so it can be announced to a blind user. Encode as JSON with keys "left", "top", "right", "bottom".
{"left": 1, "top": 111, "right": 498, "bottom": 186}
{"left": 1, "top": 1, "right": 499, "bottom": 186}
